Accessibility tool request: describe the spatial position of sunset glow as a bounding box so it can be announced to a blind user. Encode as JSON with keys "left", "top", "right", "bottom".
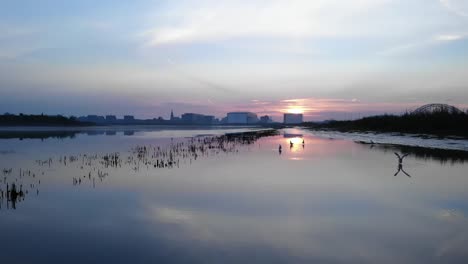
{"left": 1, "top": 0, "right": 468, "bottom": 120}
{"left": 2, "top": 1, "right": 468, "bottom": 263}
{"left": 287, "top": 107, "right": 305, "bottom": 114}
{"left": 285, "top": 137, "right": 304, "bottom": 154}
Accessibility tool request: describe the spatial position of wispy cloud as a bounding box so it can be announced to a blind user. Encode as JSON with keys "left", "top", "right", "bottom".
{"left": 378, "top": 33, "right": 467, "bottom": 56}
{"left": 435, "top": 34, "right": 465, "bottom": 41}
{"left": 440, "top": 0, "right": 468, "bottom": 17}
{"left": 0, "top": 26, "right": 36, "bottom": 40}
{"left": 0, "top": 46, "right": 42, "bottom": 59}
{"left": 0, "top": 26, "right": 44, "bottom": 60}
{"left": 143, "top": 0, "right": 391, "bottom": 46}
{"left": 166, "top": 59, "right": 235, "bottom": 94}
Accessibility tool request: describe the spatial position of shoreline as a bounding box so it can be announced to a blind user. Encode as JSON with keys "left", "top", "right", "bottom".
{"left": 0, "top": 124, "right": 270, "bottom": 131}
{"left": 304, "top": 126, "right": 468, "bottom": 140}
{"left": 305, "top": 129, "right": 468, "bottom": 152}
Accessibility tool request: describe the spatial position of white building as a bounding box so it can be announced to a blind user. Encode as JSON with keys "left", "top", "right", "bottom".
{"left": 283, "top": 113, "right": 303, "bottom": 124}
{"left": 226, "top": 112, "right": 259, "bottom": 124}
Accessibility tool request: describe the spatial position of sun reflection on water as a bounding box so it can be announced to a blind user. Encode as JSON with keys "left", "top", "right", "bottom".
{"left": 286, "top": 137, "right": 304, "bottom": 155}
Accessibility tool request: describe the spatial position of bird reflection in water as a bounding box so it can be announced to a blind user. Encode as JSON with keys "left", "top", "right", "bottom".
{"left": 394, "top": 152, "right": 411, "bottom": 177}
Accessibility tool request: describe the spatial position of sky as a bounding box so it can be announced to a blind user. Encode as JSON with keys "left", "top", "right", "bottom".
{"left": 1, "top": 0, "right": 468, "bottom": 121}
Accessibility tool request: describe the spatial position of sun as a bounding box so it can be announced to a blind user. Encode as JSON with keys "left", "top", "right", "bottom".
{"left": 287, "top": 107, "right": 304, "bottom": 114}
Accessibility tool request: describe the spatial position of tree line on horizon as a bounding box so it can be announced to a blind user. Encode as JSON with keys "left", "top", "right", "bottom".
{"left": 307, "top": 109, "right": 468, "bottom": 137}
{"left": 0, "top": 113, "right": 91, "bottom": 126}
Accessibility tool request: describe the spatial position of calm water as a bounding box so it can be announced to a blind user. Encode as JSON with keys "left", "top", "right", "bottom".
{"left": 1, "top": 127, "right": 468, "bottom": 264}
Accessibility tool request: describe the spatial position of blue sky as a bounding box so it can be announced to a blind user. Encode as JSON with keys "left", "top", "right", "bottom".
{"left": 1, "top": 0, "right": 468, "bottom": 120}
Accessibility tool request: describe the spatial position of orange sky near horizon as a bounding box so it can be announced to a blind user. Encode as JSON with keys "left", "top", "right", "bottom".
{"left": 228, "top": 98, "right": 450, "bottom": 121}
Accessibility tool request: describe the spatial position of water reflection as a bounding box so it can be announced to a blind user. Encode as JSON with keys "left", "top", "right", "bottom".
{"left": 356, "top": 141, "right": 468, "bottom": 164}
{"left": 124, "top": 130, "right": 135, "bottom": 136}
{"left": 87, "top": 131, "right": 105, "bottom": 136}
{"left": 1, "top": 130, "right": 278, "bottom": 209}
{"left": 0, "top": 130, "right": 79, "bottom": 140}
{"left": 105, "top": 131, "right": 116, "bottom": 136}
{"left": 284, "top": 133, "right": 304, "bottom": 153}
{"left": 394, "top": 152, "right": 411, "bottom": 177}
{"left": 1, "top": 128, "right": 468, "bottom": 263}
{"left": 1, "top": 168, "right": 41, "bottom": 210}
{"left": 0, "top": 127, "right": 270, "bottom": 140}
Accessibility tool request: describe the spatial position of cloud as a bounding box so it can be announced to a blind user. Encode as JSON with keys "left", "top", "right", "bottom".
{"left": 166, "top": 58, "right": 235, "bottom": 94}
{"left": 143, "top": 0, "right": 391, "bottom": 46}
{"left": 378, "top": 33, "right": 467, "bottom": 56}
{"left": 435, "top": 34, "right": 465, "bottom": 41}
{"left": 0, "top": 26, "right": 36, "bottom": 40}
{"left": 440, "top": 0, "right": 468, "bottom": 17}
{"left": 0, "top": 26, "right": 47, "bottom": 60}
{"left": 0, "top": 46, "right": 38, "bottom": 59}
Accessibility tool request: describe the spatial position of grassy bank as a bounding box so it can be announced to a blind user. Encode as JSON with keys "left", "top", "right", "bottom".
{"left": 304, "top": 111, "right": 468, "bottom": 138}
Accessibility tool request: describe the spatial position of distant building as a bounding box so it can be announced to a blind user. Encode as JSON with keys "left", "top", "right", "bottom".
{"left": 105, "top": 115, "right": 117, "bottom": 122}
{"left": 181, "top": 113, "right": 215, "bottom": 125}
{"left": 169, "top": 110, "right": 182, "bottom": 123}
{"left": 226, "top": 112, "right": 259, "bottom": 124}
{"left": 170, "top": 110, "right": 175, "bottom": 121}
{"left": 260, "top": 115, "right": 272, "bottom": 123}
{"left": 283, "top": 113, "right": 303, "bottom": 124}
{"left": 123, "top": 115, "right": 135, "bottom": 122}
{"left": 81, "top": 115, "right": 106, "bottom": 124}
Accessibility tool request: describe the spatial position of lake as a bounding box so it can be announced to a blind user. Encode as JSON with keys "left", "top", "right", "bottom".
{"left": 1, "top": 126, "right": 468, "bottom": 264}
